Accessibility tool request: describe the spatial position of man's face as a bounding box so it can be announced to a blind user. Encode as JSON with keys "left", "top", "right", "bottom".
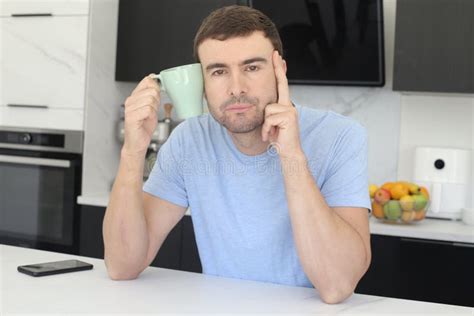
{"left": 197, "top": 31, "right": 278, "bottom": 134}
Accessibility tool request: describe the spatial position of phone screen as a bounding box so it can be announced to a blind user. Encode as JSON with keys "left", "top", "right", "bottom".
{"left": 18, "top": 259, "right": 93, "bottom": 277}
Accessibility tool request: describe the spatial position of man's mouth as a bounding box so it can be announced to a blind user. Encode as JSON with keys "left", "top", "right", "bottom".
{"left": 225, "top": 104, "right": 254, "bottom": 113}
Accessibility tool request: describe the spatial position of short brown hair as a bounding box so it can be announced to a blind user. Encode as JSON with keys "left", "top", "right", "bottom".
{"left": 193, "top": 5, "right": 283, "bottom": 61}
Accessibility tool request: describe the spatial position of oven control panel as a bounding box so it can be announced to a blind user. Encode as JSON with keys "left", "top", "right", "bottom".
{"left": 0, "top": 131, "right": 65, "bottom": 147}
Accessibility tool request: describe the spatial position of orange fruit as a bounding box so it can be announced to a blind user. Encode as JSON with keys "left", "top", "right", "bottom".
{"left": 381, "top": 182, "right": 395, "bottom": 191}
{"left": 420, "top": 186, "right": 430, "bottom": 199}
{"left": 371, "top": 201, "right": 385, "bottom": 219}
{"left": 414, "top": 209, "right": 426, "bottom": 221}
{"left": 390, "top": 183, "right": 409, "bottom": 200}
{"left": 399, "top": 181, "right": 420, "bottom": 194}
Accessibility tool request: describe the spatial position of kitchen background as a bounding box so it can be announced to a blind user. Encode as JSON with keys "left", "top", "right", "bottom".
{"left": 78, "top": 0, "right": 473, "bottom": 204}
{"left": 1, "top": 0, "right": 473, "bottom": 309}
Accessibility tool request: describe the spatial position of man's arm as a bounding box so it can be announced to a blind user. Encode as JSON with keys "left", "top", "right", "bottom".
{"left": 103, "top": 74, "right": 187, "bottom": 280}
{"left": 263, "top": 51, "right": 370, "bottom": 304}
{"left": 280, "top": 153, "right": 371, "bottom": 304}
{"left": 103, "top": 154, "right": 186, "bottom": 280}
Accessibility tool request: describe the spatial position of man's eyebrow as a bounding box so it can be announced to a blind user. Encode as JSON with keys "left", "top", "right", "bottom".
{"left": 205, "top": 57, "right": 268, "bottom": 72}
{"left": 240, "top": 57, "right": 268, "bottom": 65}
{"left": 205, "top": 63, "right": 227, "bottom": 72}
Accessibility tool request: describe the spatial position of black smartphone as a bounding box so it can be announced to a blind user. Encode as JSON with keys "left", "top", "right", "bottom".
{"left": 17, "top": 259, "right": 93, "bottom": 277}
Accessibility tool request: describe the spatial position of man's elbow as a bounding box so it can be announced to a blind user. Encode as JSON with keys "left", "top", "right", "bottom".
{"left": 104, "top": 257, "right": 143, "bottom": 281}
{"left": 317, "top": 263, "right": 371, "bottom": 304}
{"left": 106, "top": 268, "right": 140, "bottom": 281}
{"left": 318, "top": 282, "right": 355, "bottom": 304}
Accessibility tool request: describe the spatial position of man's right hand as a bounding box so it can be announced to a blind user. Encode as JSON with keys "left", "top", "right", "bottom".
{"left": 122, "top": 74, "right": 161, "bottom": 157}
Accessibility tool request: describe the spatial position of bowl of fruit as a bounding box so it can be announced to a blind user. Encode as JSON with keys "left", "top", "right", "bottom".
{"left": 369, "top": 181, "right": 430, "bottom": 223}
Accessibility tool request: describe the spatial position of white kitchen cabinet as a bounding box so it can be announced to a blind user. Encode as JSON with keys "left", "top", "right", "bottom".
{"left": 0, "top": 0, "right": 89, "bottom": 17}
{"left": 0, "top": 105, "right": 84, "bottom": 130}
{"left": 1, "top": 15, "right": 88, "bottom": 110}
{"left": 0, "top": 13, "right": 88, "bottom": 130}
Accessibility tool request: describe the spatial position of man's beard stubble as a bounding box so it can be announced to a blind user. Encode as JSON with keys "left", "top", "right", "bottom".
{"left": 209, "top": 95, "right": 265, "bottom": 134}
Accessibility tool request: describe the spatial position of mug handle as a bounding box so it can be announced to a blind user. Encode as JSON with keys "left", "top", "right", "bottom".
{"left": 151, "top": 73, "right": 166, "bottom": 92}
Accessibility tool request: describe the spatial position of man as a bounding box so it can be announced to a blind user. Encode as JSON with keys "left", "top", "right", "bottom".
{"left": 103, "top": 5, "right": 371, "bottom": 304}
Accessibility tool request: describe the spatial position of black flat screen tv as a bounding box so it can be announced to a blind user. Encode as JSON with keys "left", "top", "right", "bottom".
{"left": 250, "top": 0, "right": 385, "bottom": 86}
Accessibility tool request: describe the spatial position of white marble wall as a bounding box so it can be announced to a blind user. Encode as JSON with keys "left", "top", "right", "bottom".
{"left": 291, "top": 86, "right": 400, "bottom": 185}
{"left": 81, "top": 0, "right": 134, "bottom": 196}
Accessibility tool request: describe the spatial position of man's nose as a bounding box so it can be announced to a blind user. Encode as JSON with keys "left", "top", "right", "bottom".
{"left": 227, "top": 71, "right": 248, "bottom": 97}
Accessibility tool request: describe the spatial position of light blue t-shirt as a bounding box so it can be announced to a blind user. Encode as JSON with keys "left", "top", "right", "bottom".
{"left": 143, "top": 104, "right": 370, "bottom": 288}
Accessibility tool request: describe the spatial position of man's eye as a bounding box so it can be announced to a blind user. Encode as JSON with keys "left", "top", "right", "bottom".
{"left": 246, "top": 65, "right": 259, "bottom": 72}
{"left": 212, "top": 69, "right": 225, "bottom": 76}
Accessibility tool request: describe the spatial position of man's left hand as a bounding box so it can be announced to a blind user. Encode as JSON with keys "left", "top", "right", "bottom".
{"left": 262, "top": 51, "right": 304, "bottom": 159}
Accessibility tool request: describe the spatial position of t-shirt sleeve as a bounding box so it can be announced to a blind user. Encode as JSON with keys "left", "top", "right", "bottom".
{"left": 320, "top": 123, "right": 371, "bottom": 211}
{"left": 143, "top": 127, "right": 189, "bottom": 208}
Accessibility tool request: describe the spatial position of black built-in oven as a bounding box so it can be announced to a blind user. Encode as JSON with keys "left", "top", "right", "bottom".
{"left": 0, "top": 127, "right": 82, "bottom": 254}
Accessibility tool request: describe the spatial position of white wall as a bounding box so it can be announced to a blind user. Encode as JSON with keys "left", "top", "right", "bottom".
{"left": 397, "top": 94, "right": 473, "bottom": 181}
{"left": 82, "top": 0, "right": 134, "bottom": 196}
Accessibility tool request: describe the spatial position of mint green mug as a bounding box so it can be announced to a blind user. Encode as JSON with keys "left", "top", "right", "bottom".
{"left": 152, "top": 63, "right": 204, "bottom": 119}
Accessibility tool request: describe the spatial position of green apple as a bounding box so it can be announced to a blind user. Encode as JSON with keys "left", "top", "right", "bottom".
{"left": 383, "top": 200, "right": 402, "bottom": 220}
{"left": 412, "top": 194, "right": 428, "bottom": 211}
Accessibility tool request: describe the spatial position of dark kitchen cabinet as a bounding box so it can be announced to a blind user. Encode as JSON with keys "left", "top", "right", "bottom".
{"left": 79, "top": 205, "right": 183, "bottom": 270}
{"left": 356, "top": 234, "right": 474, "bottom": 307}
{"left": 393, "top": 0, "right": 474, "bottom": 93}
{"left": 79, "top": 205, "right": 106, "bottom": 259}
{"left": 180, "top": 215, "right": 202, "bottom": 273}
{"left": 355, "top": 235, "right": 403, "bottom": 298}
{"left": 151, "top": 218, "right": 182, "bottom": 270}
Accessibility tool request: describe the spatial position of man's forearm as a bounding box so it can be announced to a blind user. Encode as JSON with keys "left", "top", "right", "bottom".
{"left": 280, "top": 152, "right": 369, "bottom": 303}
{"left": 103, "top": 150, "right": 149, "bottom": 279}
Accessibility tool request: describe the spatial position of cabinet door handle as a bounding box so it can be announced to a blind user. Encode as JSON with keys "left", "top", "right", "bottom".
{"left": 7, "top": 104, "right": 49, "bottom": 109}
{"left": 453, "top": 242, "right": 474, "bottom": 249}
{"left": 11, "top": 13, "right": 53, "bottom": 17}
{"left": 400, "top": 237, "right": 452, "bottom": 246}
{"left": 0, "top": 155, "right": 71, "bottom": 168}
{"left": 401, "top": 238, "right": 474, "bottom": 248}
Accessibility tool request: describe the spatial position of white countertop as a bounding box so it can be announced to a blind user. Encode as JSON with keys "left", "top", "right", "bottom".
{"left": 77, "top": 193, "right": 110, "bottom": 207}
{"left": 2, "top": 245, "right": 472, "bottom": 314}
{"left": 77, "top": 194, "right": 474, "bottom": 244}
{"left": 78, "top": 193, "right": 192, "bottom": 215}
{"left": 369, "top": 217, "right": 474, "bottom": 244}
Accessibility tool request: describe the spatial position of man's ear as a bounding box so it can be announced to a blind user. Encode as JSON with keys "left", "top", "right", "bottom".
{"left": 283, "top": 59, "right": 287, "bottom": 75}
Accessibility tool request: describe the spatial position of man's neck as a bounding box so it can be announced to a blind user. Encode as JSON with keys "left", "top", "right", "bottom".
{"left": 227, "top": 127, "right": 270, "bottom": 156}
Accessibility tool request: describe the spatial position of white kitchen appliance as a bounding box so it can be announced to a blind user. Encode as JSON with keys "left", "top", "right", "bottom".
{"left": 413, "top": 147, "right": 472, "bottom": 220}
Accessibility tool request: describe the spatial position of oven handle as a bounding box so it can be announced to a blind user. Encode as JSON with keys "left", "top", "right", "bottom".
{"left": 0, "top": 155, "right": 71, "bottom": 168}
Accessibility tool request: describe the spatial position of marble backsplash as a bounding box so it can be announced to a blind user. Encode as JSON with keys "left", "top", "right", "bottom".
{"left": 290, "top": 85, "right": 400, "bottom": 186}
